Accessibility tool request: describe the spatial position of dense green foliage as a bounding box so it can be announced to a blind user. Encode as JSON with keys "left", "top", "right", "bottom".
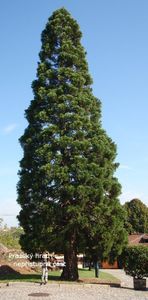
{"left": 123, "top": 245, "right": 148, "bottom": 279}
{"left": 123, "top": 199, "right": 148, "bottom": 233}
{"left": 17, "top": 8, "right": 127, "bottom": 280}
{"left": 0, "top": 227, "right": 23, "bottom": 249}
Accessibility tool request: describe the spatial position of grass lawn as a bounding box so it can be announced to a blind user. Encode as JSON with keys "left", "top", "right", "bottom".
{"left": 0, "top": 268, "right": 119, "bottom": 283}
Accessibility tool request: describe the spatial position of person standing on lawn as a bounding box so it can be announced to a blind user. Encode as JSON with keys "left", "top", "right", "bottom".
{"left": 41, "top": 252, "right": 49, "bottom": 285}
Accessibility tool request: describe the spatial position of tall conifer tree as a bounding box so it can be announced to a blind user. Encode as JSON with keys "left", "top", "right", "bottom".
{"left": 17, "top": 8, "right": 127, "bottom": 280}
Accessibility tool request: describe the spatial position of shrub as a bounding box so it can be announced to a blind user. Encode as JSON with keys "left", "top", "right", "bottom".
{"left": 123, "top": 245, "right": 148, "bottom": 279}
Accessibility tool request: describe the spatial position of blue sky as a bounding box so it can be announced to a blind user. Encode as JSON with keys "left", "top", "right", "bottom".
{"left": 0, "top": 0, "right": 148, "bottom": 226}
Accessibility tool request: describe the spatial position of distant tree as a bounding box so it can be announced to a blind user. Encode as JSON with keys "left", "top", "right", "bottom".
{"left": 123, "top": 199, "right": 148, "bottom": 233}
{"left": 17, "top": 8, "right": 127, "bottom": 281}
{"left": 0, "top": 218, "right": 3, "bottom": 229}
{"left": 0, "top": 218, "right": 7, "bottom": 230}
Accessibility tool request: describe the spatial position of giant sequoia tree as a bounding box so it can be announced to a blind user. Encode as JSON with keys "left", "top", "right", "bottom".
{"left": 17, "top": 8, "right": 127, "bottom": 280}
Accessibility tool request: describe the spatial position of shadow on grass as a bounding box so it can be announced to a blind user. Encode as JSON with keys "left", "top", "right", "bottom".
{"left": 0, "top": 264, "right": 62, "bottom": 282}
{"left": 0, "top": 273, "right": 61, "bottom": 282}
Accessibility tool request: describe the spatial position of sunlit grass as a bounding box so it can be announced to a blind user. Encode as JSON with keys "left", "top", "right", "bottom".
{"left": 0, "top": 268, "right": 119, "bottom": 283}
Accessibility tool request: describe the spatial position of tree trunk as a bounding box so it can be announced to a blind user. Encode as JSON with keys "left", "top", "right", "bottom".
{"left": 94, "top": 261, "right": 99, "bottom": 278}
{"left": 61, "top": 233, "right": 79, "bottom": 281}
{"left": 89, "top": 261, "right": 92, "bottom": 271}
